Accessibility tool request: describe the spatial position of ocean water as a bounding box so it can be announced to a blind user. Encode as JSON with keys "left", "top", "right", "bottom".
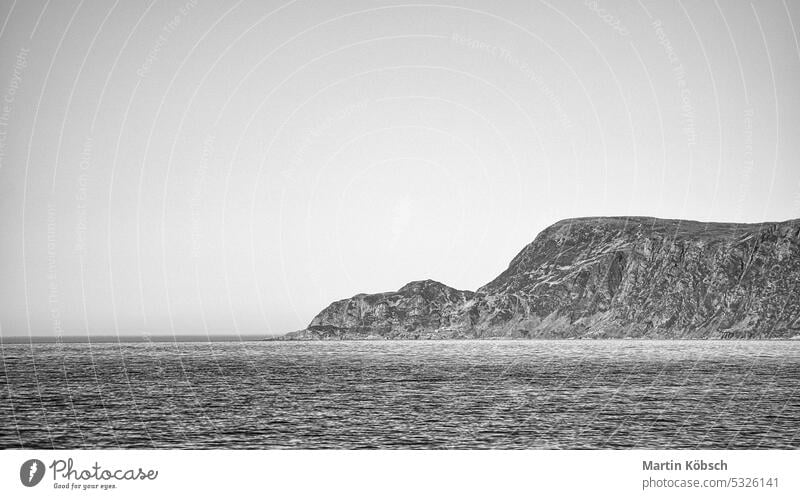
{"left": 1, "top": 340, "right": 798, "bottom": 449}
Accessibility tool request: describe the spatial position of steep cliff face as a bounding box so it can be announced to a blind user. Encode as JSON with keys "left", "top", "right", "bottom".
{"left": 284, "top": 217, "right": 800, "bottom": 339}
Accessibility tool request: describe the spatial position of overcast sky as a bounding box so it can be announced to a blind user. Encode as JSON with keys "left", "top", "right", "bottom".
{"left": 1, "top": 0, "right": 799, "bottom": 337}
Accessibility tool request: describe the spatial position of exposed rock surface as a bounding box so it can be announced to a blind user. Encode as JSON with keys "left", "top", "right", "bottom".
{"left": 282, "top": 217, "right": 800, "bottom": 340}
{"left": 284, "top": 280, "right": 477, "bottom": 339}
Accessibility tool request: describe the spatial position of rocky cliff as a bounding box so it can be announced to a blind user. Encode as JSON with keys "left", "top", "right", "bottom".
{"left": 283, "top": 217, "right": 800, "bottom": 339}
{"left": 283, "top": 279, "right": 477, "bottom": 339}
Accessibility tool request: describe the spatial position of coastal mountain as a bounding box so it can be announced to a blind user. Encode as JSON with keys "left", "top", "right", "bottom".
{"left": 283, "top": 217, "right": 800, "bottom": 339}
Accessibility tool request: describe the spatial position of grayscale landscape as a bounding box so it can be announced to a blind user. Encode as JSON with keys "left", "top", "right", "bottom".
{"left": 1, "top": 0, "right": 799, "bottom": 450}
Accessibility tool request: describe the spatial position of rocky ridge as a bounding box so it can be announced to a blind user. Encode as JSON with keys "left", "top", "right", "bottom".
{"left": 282, "top": 217, "right": 800, "bottom": 339}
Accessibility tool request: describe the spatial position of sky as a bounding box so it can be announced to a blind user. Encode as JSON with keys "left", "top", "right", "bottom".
{"left": 0, "top": 0, "right": 799, "bottom": 337}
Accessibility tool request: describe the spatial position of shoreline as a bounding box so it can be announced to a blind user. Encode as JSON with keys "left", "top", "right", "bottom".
{"left": 2, "top": 335, "right": 799, "bottom": 345}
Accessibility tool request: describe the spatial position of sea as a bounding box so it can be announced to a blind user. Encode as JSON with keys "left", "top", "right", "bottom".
{"left": 1, "top": 339, "right": 798, "bottom": 449}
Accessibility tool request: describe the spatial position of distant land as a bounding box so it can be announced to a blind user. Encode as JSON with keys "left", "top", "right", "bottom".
{"left": 280, "top": 216, "right": 800, "bottom": 340}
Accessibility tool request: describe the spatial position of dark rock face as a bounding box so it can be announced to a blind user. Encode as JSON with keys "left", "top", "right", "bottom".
{"left": 283, "top": 280, "right": 476, "bottom": 339}
{"left": 284, "top": 217, "right": 800, "bottom": 339}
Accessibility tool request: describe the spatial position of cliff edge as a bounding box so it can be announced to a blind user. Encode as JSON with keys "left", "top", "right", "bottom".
{"left": 282, "top": 217, "right": 800, "bottom": 339}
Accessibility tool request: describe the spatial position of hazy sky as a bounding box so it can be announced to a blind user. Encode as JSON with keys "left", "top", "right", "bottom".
{"left": 0, "top": 0, "right": 799, "bottom": 337}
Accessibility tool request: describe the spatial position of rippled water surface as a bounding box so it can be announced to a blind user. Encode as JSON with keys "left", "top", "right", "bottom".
{"left": 1, "top": 340, "right": 799, "bottom": 449}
